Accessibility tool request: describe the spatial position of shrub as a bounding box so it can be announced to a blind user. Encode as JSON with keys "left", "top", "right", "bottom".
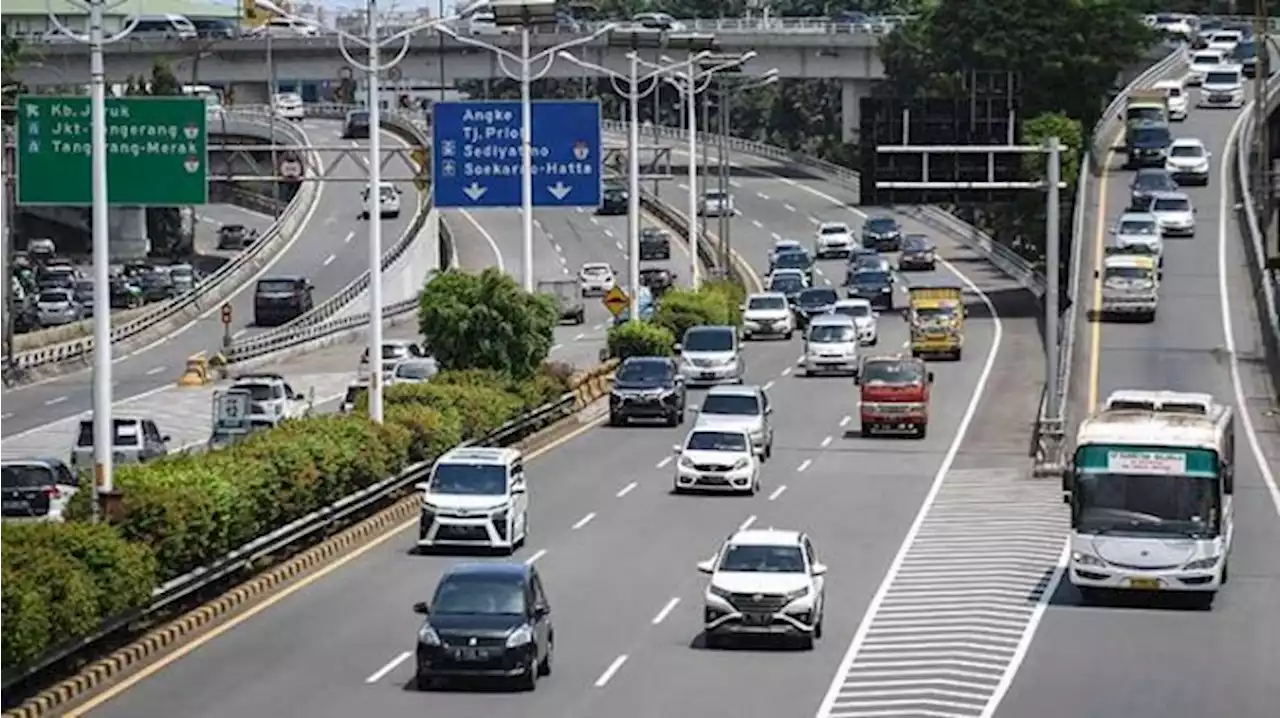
{"left": 654, "top": 287, "right": 738, "bottom": 341}
{"left": 607, "top": 320, "right": 675, "bottom": 359}
{"left": 384, "top": 381, "right": 524, "bottom": 437}
{"left": 386, "top": 404, "right": 464, "bottom": 464}
{"left": 702, "top": 279, "right": 747, "bottom": 325}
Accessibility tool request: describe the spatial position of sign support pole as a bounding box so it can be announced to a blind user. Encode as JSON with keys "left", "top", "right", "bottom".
{"left": 520, "top": 26, "right": 535, "bottom": 292}
{"left": 685, "top": 53, "right": 700, "bottom": 290}
{"left": 626, "top": 54, "right": 642, "bottom": 319}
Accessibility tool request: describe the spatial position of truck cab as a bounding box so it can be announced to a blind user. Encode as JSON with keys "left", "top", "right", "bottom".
{"left": 907, "top": 285, "right": 964, "bottom": 360}
{"left": 1125, "top": 120, "right": 1172, "bottom": 170}
{"left": 855, "top": 355, "right": 933, "bottom": 439}
{"left": 536, "top": 278, "right": 585, "bottom": 325}
{"left": 1096, "top": 253, "right": 1161, "bottom": 322}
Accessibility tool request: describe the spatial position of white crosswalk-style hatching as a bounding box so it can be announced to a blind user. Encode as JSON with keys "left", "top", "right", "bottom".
{"left": 1, "top": 372, "right": 354, "bottom": 462}
{"left": 817, "top": 467, "right": 1068, "bottom": 718}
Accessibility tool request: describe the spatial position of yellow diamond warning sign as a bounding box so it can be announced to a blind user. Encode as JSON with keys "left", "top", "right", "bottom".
{"left": 602, "top": 285, "right": 630, "bottom": 317}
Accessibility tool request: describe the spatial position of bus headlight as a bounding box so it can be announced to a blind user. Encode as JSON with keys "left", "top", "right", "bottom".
{"left": 1182, "top": 555, "right": 1220, "bottom": 571}
{"left": 1072, "top": 552, "right": 1106, "bottom": 568}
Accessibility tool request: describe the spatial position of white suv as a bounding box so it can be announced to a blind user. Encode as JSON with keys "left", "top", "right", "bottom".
{"left": 361, "top": 181, "right": 402, "bottom": 219}
{"left": 697, "top": 528, "right": 827, "bottom": 649}
{"left": 799, "top": 314, "right": 860, "bottom": 376}
{"left": 414, "top": 447, "right": 528, "bottom": 554}
{"left": 229, "top": 373, "right": 311, "bottom": 423}
{"left": 1198, "top": 65, "right": 1244, "bottom": 109}
{"left": 814, "top": 222, "right": 855, "bottom": 258}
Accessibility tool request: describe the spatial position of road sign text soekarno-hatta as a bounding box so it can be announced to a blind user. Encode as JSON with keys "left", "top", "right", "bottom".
{"left": 15, "top": 95, "right": 209, "bottom": 206}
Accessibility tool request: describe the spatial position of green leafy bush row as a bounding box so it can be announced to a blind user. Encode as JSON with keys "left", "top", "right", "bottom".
{"left": 607, "top": 281, "right": 746, "bottom": 358}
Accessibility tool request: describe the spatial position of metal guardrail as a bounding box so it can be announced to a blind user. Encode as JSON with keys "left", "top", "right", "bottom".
{"left": 6, "top": 108, "right": 321, "bottom": 374}
{"left": 223, "top": 105, "right": 434, "bottom": 358}
{"left": 1234, "top": 72, "right": 1280, "bottom": 398}
{"left": 1, "top": 382, "right": 591, "bottom": 699}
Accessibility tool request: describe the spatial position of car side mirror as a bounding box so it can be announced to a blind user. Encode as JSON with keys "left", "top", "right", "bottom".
{"left": 1093, "top": 270, "right": 1100, "bottom": 278}
{"left": 412, "top": 601, "right": 430, "bottom": 615}
{"left": 927, "top": 371, "right": 935, "bottom": 384}
{"left": 811, "top": 563, "right": 828, "bottom": 576}
{"left": 672, "top": 444, "right": 682, "bottom": 453}
{"left": 672, "top": 343, "right": 682, "bottom": 352}
{"left": 852, "top": 374, "right": 861, "bottom": 385}
{"left": 696, "top": 559, "right": 715, "bottom": 574}
{"left": 533, "top": 603, "right": 550, "bottom": 618}
{"left": 765, "top": 406, "right": 773, "bottom": 415}
{"left": 1108, "top": 228, "right": 1116, "bottom": 235}
{"left": 1158, "top": 271, "right": 1164, "bottom": 280}
{"left": 511, "top": 483, "right": 526, "bottom": 494}
{"left": 414, "top": 481, "right": 429, "bottom": 493}
{"left": 161, "top": 434, "right": 171, "bottom": 443}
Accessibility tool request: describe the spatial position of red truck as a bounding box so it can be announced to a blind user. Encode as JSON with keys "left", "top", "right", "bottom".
{"left": 856, "top": 355, "right": 934, "bottom": 438}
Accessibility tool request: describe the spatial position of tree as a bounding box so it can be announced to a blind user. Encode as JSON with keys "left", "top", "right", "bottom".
{"left": 2, "top": 38, "right": 35, "bottom": 104}
{"left": 417, "top": 269, "right": 558, "bottom": 379}
{"left": 130, "top": 61, "right": 187, "bottom": 257}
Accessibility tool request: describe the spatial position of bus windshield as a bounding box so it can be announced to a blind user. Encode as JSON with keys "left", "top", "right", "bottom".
{"left": 1072, "top": 445, "right": 1221, "bottom": 538}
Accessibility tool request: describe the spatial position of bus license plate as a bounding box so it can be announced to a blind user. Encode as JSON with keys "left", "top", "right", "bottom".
{"left": 1128, "top": 577, "right": 1160, "bottom": 590}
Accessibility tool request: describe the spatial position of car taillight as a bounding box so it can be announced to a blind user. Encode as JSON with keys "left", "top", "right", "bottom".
{"left": 43, "top": 486, "right": 61, "bottom": 499}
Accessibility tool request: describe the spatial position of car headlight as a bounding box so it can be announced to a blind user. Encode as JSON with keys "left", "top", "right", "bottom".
{"left": 880, "top": 286, "right": 891, "bottom": 293}
{"left": 783, "top": 587, "right": 811, "bottom": 604}
{"left": 732, "top": 457, "right": 751, "bottom": 470}
{"left": 418, "top": 625, "right": 441, "bottom": 645}
{"left": 708, "top": 584, "right": 733, "bottom": 600}
{"left": 679, "top": 456, "right": 696, "bottom": 469}
{"left": 421, "top": 500, "right": 439, "bottom": 513}
{"left": 1182, "top": 555, "right": 1220, "bottom": 571}
{"left": 1072, "top": 551, "right": 1106, "bottom": 568}
{"left": 506, "top": 624, "right": 534, "bottom": 647}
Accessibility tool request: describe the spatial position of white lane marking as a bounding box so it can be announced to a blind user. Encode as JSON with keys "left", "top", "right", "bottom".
{"left": 762, "top": 379, "right": 775, "bottom": 391}
{"left": 524, "top": 548, "right": 548, "bottom": 565}
{"left": 751, "top": 219, "right": 763, "bottom": 229}
{"left": 808, "top": 216, "right": 821, "bottom": 225}
{"left": 814, "top": 267, "right": 825, "bottom": 276}
{"left": 616, "top": 481, "right": 638, "bottom": 497}
{"left": 593, "top": 323, "right": 606, "bottom": 331}
{"left": 677, "top": 182, "right": 689, "bottom": 190}
{"left": 604, "top": 228, "right": 615, "bottom": 238}
{"left": 738, "top": 514, "right": 757, "bottom": 531}
{"left": 729, "top": 179, "right": 741, "bottom": 188}
{"left": 44, "top": 396, "right": 67, "bottom": 406}
{"left": 554, "top": 242, "right": 564, "bottom": 253}
{"left": 533, "top": 218, "right": 544, "bottom": 230}
{"left": 572, "top": 512, "right": 596, "bottom": 530}
{"left": 562, "top": 265, "right": 570, "bottom": 275}
{"left": 797, "top": 459, "right": 812, "bottom": 473}
{"left": 342, "top": 230, "right": 354, "bottom": 243}
{"left": 781, "top": 367, "right": 792, "bottom": 376}
{"left": 594, "top": 654, "right": 629, "bottom": 687}
{"left": 615, "top": 241, "right": 625, "bottom": 252}
{"left": 768, "top": 485, "right": 787, "bottom": 501}
{"left": 360, "top": 155, "right": 369, "bottom": 166}
{"left": 1, "top": 413, "right": 12, "bottom": 420}
{"left": 145, "top": 366, "right": 165, "bottom": 376}
{"left": 815, "top": 213, "right": 1009, "bottom": 717}
{"left": 651, "top": 597, "right": 681, "bottom": 625}
{"left": 757, "top": 191, "right": 770, "bottom": 200}
{"left": 820, "top": 436, "right": 832, "bottom": 448}
{"left": 549, "top": 343, "right": 563, "bottom": 352}
{"left": 656, "top": 456, "right": 673, "bottom": 469}
{"left": 783, "top": 203, "right": 796, "bottom": 212}
{"left": 770, "top": 232, "right": 782, "bottom": 241}
{"left": 574, "top": 332, "right": 586, "bottom": 340}
{"left": 365, "top": 651, "right": 411, "bottom": 684}
{"left": 576, "top": 207, "right": 585, "bottom": 213}
{"left": 560, "top": 255, "right": 569, "bottom": 265}
{"left": 323, "top": 254, "right": 336, "bottom": 266}
{"left": 232, "top": 329, "right": 248, "bottom": 340}
{"left": 1219, "top": 108, "right": 1280, "bottom": 517}
{"left": 823, "top": 277, "right": 832, "bottom": 286}
{"left": 589, "top": 217, "right": 600, "bottom": 225}
{"left": 350, "top": 140, "right": 359, "bottom": 148}
{"left": 457, "top": 209, "right": 506, "bottom": 271}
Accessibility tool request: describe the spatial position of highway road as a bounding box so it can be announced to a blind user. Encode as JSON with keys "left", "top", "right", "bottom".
{"left": 0, "top": 118, "right": 422, "bottom": 444}
{"left": 991, "top": 86, "right": 1280, "bottom": 716}
{"left": 64, "top": 148, "right": 1047, "bottom": 718}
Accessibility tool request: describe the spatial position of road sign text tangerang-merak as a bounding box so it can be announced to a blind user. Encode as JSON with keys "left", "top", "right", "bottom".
{"left": 15, "top": 95, "right": 208, "bottom": 206}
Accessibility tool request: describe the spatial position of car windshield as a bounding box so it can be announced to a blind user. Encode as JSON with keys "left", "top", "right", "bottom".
{"left": 902, "top": 237, "right": 930, "bottom": 251}
{"left": 835, "top": 303, "right": 871, "bottom": 318}
{"left": 221, "top": 224, "right": 245, "bottom": 235}
{"left": 429, "top": 463, "right": 508, "bottom": 495}
{"left": 718, "top": 544, "right": 805, "bottom": 573}
{"left": 142, "top": 273, "right": 170, "bottom": 286}
{"left": 349, "top": 111, "right": 370, "bottom": 123}
{"left": 1234, "top": 42, "right": 1257, "bottom": 59}
{"left": 2, "top": 463, "right": 62, "bottom": 489}
{"left": 431, "top": 576, "right": 525, "bottom": 616}
{"left": 170, "top": 266, "right": 194, "bottom": 279}
{"left": 382, "top": 344, "right": 411, "bottom": 360}
{"left": 683, "top": 327, "right": 733, "bottom": 352}
{"left": 769, "top": 276, "right": 803, "bottom": 293}
{"left": 395, "top": 361, "right": 437, "bottom": 380}
{"left": 773, "top": 243, "right": 801, "bottom": 255}
{"left": 810, "top": 324, "right": 857, "bottom": 342}
{"left": 76, "top": 419, "right": 141, "bottom": 447}
{"left": 1205, "top": 71, "right": 1238, "bottom": 85}
{"left": 582, "top": 265, "right": 610, "bottom": 277}
{"left": 700, "top": 393, "right": 760, "bottom": 416}
{"left": 798, "top": 288, "right": 838, "bottom": 306}
{"left": 237, "top": 383, "right": 277, "bottom": 402}
{"left": 1119, "top": 220, "right": 1158, "bottom": 235}
{"left": 1153, "top": 197, "right": 1190, "bottom": 212}
{"left": 748, "top": 296, "right": 787, "bottom": 310}
{"left": 854, "top": 271, "right": 890, "bottom": 285}
{"left": 1132, "top": 127, "right": 1171, "bottom": 145}
{"left": 1133, "top": 173, "right": 1174, "bottom": 191}
{"left": 819, "top": 225, "right": 847, "bottom": 235}
{"left": 38, "top": 291, "right": 69, "bottom": 303}
{"left": 705, "top": 191, "right": 726, "bottom": 200}
{"left": 257, "top": 280, "right": 296, "bottom": 294}
{"left": 640, "top": 229, "right": 664, "bottom": 240}
{"left": 616, "top": 359, "right": 672, "bottom": 382}
{"left": 774, "top": 253, "right": 809, "bottom": 269}
{"left": 1192, "top": 53, "right": 1223, "bottom": 65}
{"left": 1105, "top": 266, "right": 1155, "bottom": 280}
{"left": 915, "top": 306, "right": 958, "bottom": 325}
{"left": 1075, "top": 474, "right": 1216, "bottom": 537}
{"left": 686, "top": 431, "right": 748, "bottom": 452}
{"left": 865, "top": 218, "right": 897, "bottom": 233}
{"left": 862, "top": 360, "right": 924, "bottom": 385}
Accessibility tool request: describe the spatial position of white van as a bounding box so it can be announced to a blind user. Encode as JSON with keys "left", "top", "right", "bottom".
{"left": 414, "top": 447, "right": 529, "bottom": 553}
{"left": 254, "top": 17, "right": 320, "bottom": 37}
{"left": 132, "top": 14, "right": 197, "bottom": 40}
{"left": 1199, "top": 65, "right": 1244, "bottom": 109}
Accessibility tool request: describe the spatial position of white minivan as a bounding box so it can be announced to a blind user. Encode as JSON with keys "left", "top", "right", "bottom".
{"left": 1199, "top": 65, "right": 1244, "bottom": 109}
{"left": 415, "top": 447, "right": 529, "bottom": 554}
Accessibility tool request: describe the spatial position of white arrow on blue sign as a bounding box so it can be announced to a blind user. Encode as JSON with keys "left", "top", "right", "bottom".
{"left": 430, "top": 100, "right": 603, "bottom": 209}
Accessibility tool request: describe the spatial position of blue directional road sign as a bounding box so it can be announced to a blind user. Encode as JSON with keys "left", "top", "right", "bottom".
{"left": 431, "top": 100, "right": 602, "bottom": 209}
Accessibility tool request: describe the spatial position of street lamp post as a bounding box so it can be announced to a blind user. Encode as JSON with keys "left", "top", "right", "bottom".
{"left": 255, "top": 0, "right": 451, "bottom": 424}
{"left": 713, "top": 69, "right": 777, "bottom": 273}
{"left": 46, "top": 0, "right": 141, "bottom": 520}
{"left": 558, "top": 51, "right": 684, "bottom": 319}
{"left": 437, "top": 0, "right": 616, "bottom": 292}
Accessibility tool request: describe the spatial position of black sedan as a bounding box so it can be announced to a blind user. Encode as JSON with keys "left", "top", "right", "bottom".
{"left": 898, "top": 234, "right": 937, "bottom": 271}
{"left": 846, "top": 268, "right": 895, "bottom": 309}
{"left": 861, "top": 216, "right": 903, "bottom": 252}
{"left": 598, "top": 185, "right": 627, "bottom": 215}
{"left": 639, "top": 227, "right": 671, "bottom": 260}
{"left": 639, "top": 267, "right": 676, "bottom": 296}
{"left": 1128, "top": 168, "right": 1178, "bottom": 211}
{"left": 609, "top": 356, "right": 686, "bottom": 426}
{"left": 793, "top": 287, "right": 839, "bottom": 328}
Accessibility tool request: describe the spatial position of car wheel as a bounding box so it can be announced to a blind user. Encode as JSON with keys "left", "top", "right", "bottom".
{"left": 519, "top": 658, "right": 539, "bottom": 691}
{"left": 667, "top": 411, "right": 680, "bottom": 427}
{"left": 798, "top": 633, "right": 815, "bottom": 650}
{"left": 539, "top": 634, "right": 554, "bottom": 675}
{"left": 860, "top": 424, "right": 873, "bottom": 438}
{"left": 815, "top": 613, "right": 824, "bottom": 639}
{"left": 917, "top": 423, "right": 928, "bottom": 439}
{"left": 785, "top": 330, "right": 794, "bottom": 340}
{"left": 609, "top": 412, "right": 624, "bottom": 427}
{"left": 414, "top": 671, "right": 434, "bottom": 691}
{"left": 704, "top": 632, "right": 725, "bottom": 649}
{"left": 764, "top": 440, "right": 773, "bottom": 460}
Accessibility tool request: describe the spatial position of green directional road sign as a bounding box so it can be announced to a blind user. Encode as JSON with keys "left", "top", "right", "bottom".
{"left": 15, "top": 95, "right": 208, "bottom": 206}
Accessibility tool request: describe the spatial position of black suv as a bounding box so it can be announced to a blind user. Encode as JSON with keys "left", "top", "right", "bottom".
{"left": 253, "top": 276, "right": 313, "bottom": 326}
{"left": 343, "top": 109, "right": 371, "bottom": 139}
{"left": 609, "top": 356, "right": 686, "bottom": 426}
{"left": 772, "top": 250, "right": 814, "bottom": 284}
{"left": 639, "top": 227, "right": 671, "bottom": 260}
{"left": 413, "top": 562, "right": 554, "bottom": 691}
{"left": 846, "top": 268, "right": 895, "bottom": 309}
{"left": 598, "top": 184, "right": 627, "bottom": 215}
{"left": 217, "top": 224, "right": 255, "bottom": 250}
{"left": 861, "top": 216, "right": 902, "bottom": 252}
{"left": 793, "top": 287, "right": 839, "bottom": 328}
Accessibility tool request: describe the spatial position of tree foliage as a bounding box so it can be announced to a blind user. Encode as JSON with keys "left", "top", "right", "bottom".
{"left": 417, "top": 268, "right": 559, "bottom": 379}
{"left": 124, "top": 61, "right": 187, "bottom": 257}
{"left": 607, "top": 320, "right": 675, "bottom": 359}
{"left": 1022, "top": 112, "right": 1084, "bottom": 189}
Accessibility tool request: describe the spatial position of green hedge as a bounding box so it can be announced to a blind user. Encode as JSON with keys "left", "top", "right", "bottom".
{"left": 653, "top": 282, "right": 745, "bottom": 341}
{"left": 607, "top": 320, "right": 675, "bottom": 359}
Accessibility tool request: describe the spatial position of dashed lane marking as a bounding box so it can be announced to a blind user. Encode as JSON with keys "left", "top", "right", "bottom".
{"left": 738, "top": 514, "right": 757, "bottom": 531}
{"left": 617, "top": 481, "right": 638, "bottom": 497}
{"left": 656, "top": 456, "right": 673, "bottom": 469}
{"left": 572, "top": 512, "right": 597, "bottom": 530}
{"left": 784, "top": 203, "right": 797, "bottom": 212}
{"left": 651, "top": 598, "right": 681, "bottom": 625}
{"left": 365, "top": 651, "right": 411, "bottom": 684}
{"left": 768, "top": 485, "right": 787, "bottom": 501}
{"left": 595, "top": 654, "right": 628, "bottom": 687}
{"left": 797, "top": 459, "right": 812, "bottom": 473}
{"left": 817, "top": 468, "right": 1066, "bottom": 718}
{"left": 524, "top": 548, "right": 548, "bottom": 565}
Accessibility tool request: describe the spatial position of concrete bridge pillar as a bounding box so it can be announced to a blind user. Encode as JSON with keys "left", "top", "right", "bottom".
{"left": 841, "top": 80, "right": 871, "bottom": 144}
{"left": 227, "top": 82, "right": 271, "bottom": 106}
{"left": 108, "top": 207, "right": 150, "bottom": 259}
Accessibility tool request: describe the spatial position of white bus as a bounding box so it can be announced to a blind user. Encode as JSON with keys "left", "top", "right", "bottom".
{"left": 1066, "top": 389, "right": 1235, "bottom": 608}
